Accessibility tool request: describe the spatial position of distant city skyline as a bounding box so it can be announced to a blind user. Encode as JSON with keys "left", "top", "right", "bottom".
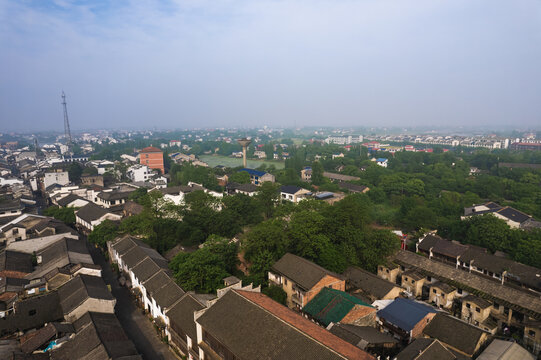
{"left": 1, "top": 0, "right": 540, "bottom": 131}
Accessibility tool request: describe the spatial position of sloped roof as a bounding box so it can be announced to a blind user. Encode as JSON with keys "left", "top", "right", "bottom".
{"left": 75, "top": 203, "right": 109, "bottom": 223}
{"left": 343, "top": 266, "right": 399, "bottom": 299}
{"left": 140, "top": 146, "right": 162, "bottom": 153}
{"left": 477, "top": 339, "right": 535, "bottom": 360}
{"left": 196, "top": 290, "right": 374, "bottom": 360}
{"left": 423, "top": 314, "right": 488, "bottom": 356}
{"left": 56, "top": 193, "right": 86, "bottom": 207}
{"left": 240, "top": 168, "right": 267, "bottom": 177}
{"left": 166, "top": 293, "right": 205, "bottom": 343}
{"left": 280, "top": 185, "right": 304, "bottom": 194}
{"left": 51, "top": 312, "right": 141, "bottom": 360}
{"left": 337, "top": 181, "right": 368, "bottom": 193}
{"left": 329, "top": 324, "right": 398, "bottom": 349}
{"left": 497, "top": 207, "right": 531, "bottom": 224}
{"left": 376, "top": 298, "right": 437, "bottom": 332}
{"left": 303, "top": 287, "right": 374, "bottom": 326}
{"left": 57, "top": 274, "right": 114, "bottom": 315}
{"left": 271, "top": 253, "right": 342, "bottom": 291}
{"left": 151, "top": 280, "right": 185, "bottom": 309}
{"left": 0, "top": 250, "right": 33, "bottom": 274}
{"left": 396, "top": 338, "right": 456, "bottom": 360}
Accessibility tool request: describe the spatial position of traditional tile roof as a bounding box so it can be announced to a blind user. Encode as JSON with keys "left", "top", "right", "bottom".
{"left": 303, "top": 287, "right": 374, "bottom": 326}
{"left": 423, "top": 314, "right": 488, "bottom": 356}
{"left": 477, "top": 339, "right": 535, "bottom": 360}
{"left": 56, "top": 193, "right": 86, "bottom": 207}
{"left": 396, "top": 338, "right": 456, "bottom": 360}
{"left": 50, "top": 312, "right": 141, "bottom": 360}
{"left": 196, "top": 290, "right": 374, "bottom": 360}
{"left": 271, "top": 253, "right": 342, "bottom": 291}
{"left": 57, "top": 274, "right": 114, "bottom": 316}
{"left": 337, "top": 181, "right": 368, "bottom": 193}
{"left": 166, "top": 293, "right": 206, "bottom": 344}
{"left": 430, "top": 281, "right": 455, "bottom": 294}
{"left": 462, "top": 294, "right": 492, "bottom": 309}
{"left": 376, "top": 298, "right": 437, "bottom": 332}
{"left": 97, "top": 191, "right": 132, "bottom": 202}
{"left": 75, "top": 202, "right": 109, "bottom": 223}
{"left": 0, "top": 250, "right": 33, "bottom": 274}
{"left": 393, "top": 250, "right": 541, "bottom": 318}
{"left": 20, "top": 322, "right": 74, "bottom": 353}
{"left": 328, "top": 324, "right": 398, "bottom": 349}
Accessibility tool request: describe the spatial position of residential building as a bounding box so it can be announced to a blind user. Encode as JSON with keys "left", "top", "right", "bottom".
{"left": 461, "top": 295, "right": 494, "bottom": 330}
{"left": 75, "top": 202, "right": 122, "bottom": 233}
{"left": 43, "top": 171, "right": 69, "bottom": 190}
{"left": 139, "top": 146, "right": 164, "bottom": 174}
{"left": 428, "top": 282, "right": 456, "bottom": 309}
{"left": 280, "top": 185, "right": 311, "bottom": 203}
{"left": 268, "top": 253, "right": 345, "bottom": 309}
{"left": 195, "top": 289, "right": 374, "bottom": 360}
{"left": 376, "top": 298, "right": 437, "bottom": 343}
{"left": 395, "top": 338, "right": 456, "bottom": 360}
{"left": 95, "top": 190, "right": 132, "bottom": 208}
{"left": 376, "top": 158, "right": 388, "bottom": 168}
{"left": 225, "top": 182, "right": 259, "bottom": 196}
{"left": 328, "top": 324, "right": 399, "bottom": 356}
{"left": 400, "top": 269, "right": 427, "bottom": 297}
{"left": 57, "top": 274, "right": 116, "bottom": 322}
{"left": 463, "top": 202, "right": 541, "bottom": 229}
{"left": 302, "top": 287, "right": 376, "bottom": 327}
{"left": 55, "top": 193, "right": 89, "bottom": 208}
{"left": 127, "top": 164, "right": 154, "bottom": 183}
{"left": 323, "top": 172, "right": 360, "bottom": 182}
{"left": 422, "top": 313, "right": 490, "bottom": 358}
{"left": 80, "top": 174, "right": 104, "bottom": 187}
{"left": 301, "top": 166, "right": 312, "bottom": 181}
{"left": 239, "top": 168, "right": 275, "bottom": 185}
{"left": 337, "top": 181, "right": 369, "bottom": 193}
{"left": 477, "top": 339, "right": 535, "bottom": 360}
{"left": 343, "top": 266, "right": 403, "bottom": 303}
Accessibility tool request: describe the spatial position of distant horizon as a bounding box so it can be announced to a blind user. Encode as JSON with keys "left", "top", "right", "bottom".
{"left": 2, "top": 1, "right": 540, "bottom": 131}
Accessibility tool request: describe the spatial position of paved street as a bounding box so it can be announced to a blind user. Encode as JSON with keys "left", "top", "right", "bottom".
{"left": 87, "top": 241, "right": 178, "bottom": 360}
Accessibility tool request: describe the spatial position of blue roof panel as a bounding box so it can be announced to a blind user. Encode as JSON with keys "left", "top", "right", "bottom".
{"left": 240, "top": 168, "right": 267, "bottom": 177}
{"left": 377, "top": 298, "right": 436, "bottom": 331}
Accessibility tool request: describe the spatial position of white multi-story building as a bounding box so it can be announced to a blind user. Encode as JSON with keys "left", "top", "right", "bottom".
{"left": 127, "top": 164, "right": 154, "bottom": 183}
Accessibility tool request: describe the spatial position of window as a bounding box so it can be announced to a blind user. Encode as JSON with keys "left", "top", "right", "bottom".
{"left": 432, "top": 289, "right": 436, "bottom": 294}
{"left": 427, "top": 276, "right": 431, "bottom": 281}
{"left": 494, "top": 303, "right": 499, "bottom": 310}
{"left": 412, "top": 280, "right": 416, "bottom": 284}
{"left": 28, "top": 309, "right": 36, "bottom": 316}
{"left": 475, "top": 307, "right": 480, "bottom": 313}
{"left": 386, "top": 269, "right": 389, "bottom": 273}
{"left": 284, "top": 279, "right": 288, "bottom": 286}
{"left": 466, "top": 303, "right": 471, "bottom": 309}
{"left": 529, "top": 330, "right": 536, "bottom": 337}
{"left": 457, "top": 289, "right": 463, "bottom": 294}
{"left": 404, "top": 277, "right": 408, "bottom": 282}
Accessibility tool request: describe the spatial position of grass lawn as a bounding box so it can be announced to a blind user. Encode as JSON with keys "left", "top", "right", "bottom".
{"left": 199, "top": 155, "right": 285, "bottom": 169}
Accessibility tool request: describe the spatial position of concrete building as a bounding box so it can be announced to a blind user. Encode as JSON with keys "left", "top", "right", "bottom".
{"left": 139, "top": 146, "right": 164, "bottom": 174}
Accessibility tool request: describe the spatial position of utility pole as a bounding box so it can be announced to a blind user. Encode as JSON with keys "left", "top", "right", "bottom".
{"left": 62, "top": 91, "right": 73, "bottom": 158}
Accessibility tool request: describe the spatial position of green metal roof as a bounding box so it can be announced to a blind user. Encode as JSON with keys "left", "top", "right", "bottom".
{"left": 302, "top": 287, "right": 373, "bottom": 326}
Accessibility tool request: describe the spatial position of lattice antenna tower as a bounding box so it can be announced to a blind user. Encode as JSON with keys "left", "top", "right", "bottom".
{"left": 61, "top": 91, "right": 72, "bottom": 156}
{"left": 34, "top": 137, "right": 39, "bottom": 159}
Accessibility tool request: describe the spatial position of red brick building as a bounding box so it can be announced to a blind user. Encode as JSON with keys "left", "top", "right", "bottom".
{"left": 139, "top": 147, "right": 164, "bottom": 174}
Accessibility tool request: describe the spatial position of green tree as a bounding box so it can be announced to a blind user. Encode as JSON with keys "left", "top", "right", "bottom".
{"left": 43, "top": 206, "right": 76, "bottom": 226}
{"left": 88, "top": 220, "right": 119, "bottom": 247}
{"left": 256, "top": 182, "right": 280, "bottom": 219}
{"left": 228, "top": 171, "right": 251, "bottom": 184}
{"left": 311, "top": 161, "right": 324, "bottom": 185}
{"left": 262, "top": 285, "right": 287, "bottom": 305}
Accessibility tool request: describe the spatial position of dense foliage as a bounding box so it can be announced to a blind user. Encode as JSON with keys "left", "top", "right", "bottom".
{"left": 43, "top": 206, "right": 76, "bottom": 226}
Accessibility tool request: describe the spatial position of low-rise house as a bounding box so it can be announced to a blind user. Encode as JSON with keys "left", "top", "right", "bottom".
{"left": 268, "top": 253, "right": 345, "bottom": 309}
{"left": 50, "top": 312, "right": 141, "bottom": 360}
{"left": 400, "top": 269, "right": 427, "bottom": 297}
{"left": 195, "top": 289, "right": 374, "bottom": 360}
{"left": 75, "top": 202, "right": 122, "bottom": 233}
{"left": 428, "top": 282, "right": 456, "bottom": 309}
{"left": 303, "top": 287, "right": 376, "bottom": 327}
{"left": 376, "top": 298, "right": 437, "bottom": 343}
{"left": 376, "top": 158, "right": 388, "bottom": 168}
{"left": 422, "top": 313, "right": 490, "bottom": 358}
{"left": 225, "top": 182, "right": 259, "bottom": 196}
{"left": 95, "top": 190, "right": 132, "bottom": 208}
{"left": 328, "top": 324, "right": 399, "bottom": 356}
{"left": 343, "top": 266, "right": 402, "bottom": 303}
{"left": 239, "top": 168, "right": 275, "bottom": 185}
{"left": 524, "top": 319, "right": 541, "bottom": 356}
{"left": 280, "top": 185, "right": 311, "bottom": 203}
{"left": 0, "top": 250, "right": 33, "bottom": 279}
{"left": 337, "top": 181, "right": 369, "bottom": 194}
{"left": 0, "top": 214, "right": 76, "bottom": 246}
{"left": 0, "top": 198, "right": 24, "bottom": 220}
{"left": 395, "top": 338, "right": 456, "bottom": 360}
{"left": 463, "top": 202, "right": 541, "bottom": 229}
{"left": 165, "top": 293, "right": 206, "bottom": 359}
{"left": 19, "top": 321, "right": 74, "bottom": 354}
{"left": 477, "top": 339, "right": 535, "bottom": 360}
{"left": 127, "top": 164, "right": 154, "bottom": 183}
{"left": 55, "top": 193, "right": 89, "bottom": 208}
{"left": 301, "top": 166, "right": 312, "bottom": 181}
{"left": 42, "top": 171, "right": 70, "bottom": 190}
{"left": 461, "top": 294, "right": 494, "bottom": 328}
{"left": 377, "top": 262, "right": 401, "bottom": 284}
{"left": 323, "top": 172, "right": 360, "bottom": 182}
{"left": 57, "top": 274, "right": 116, "bottom": 322}
{"left": 86, "top": 160, "right": 114, "bottom": 175}
{"left": 80, "top": 174, "right": 104, "bottom": 187}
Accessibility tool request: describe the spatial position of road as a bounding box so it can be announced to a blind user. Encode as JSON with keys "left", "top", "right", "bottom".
{"left": 86, "top": 241, "right": 178, "bottom": 360}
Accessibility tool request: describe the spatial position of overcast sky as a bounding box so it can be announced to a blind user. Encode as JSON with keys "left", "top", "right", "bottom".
{"left": 1, "top": 0, "right": 540, "bottom": 131}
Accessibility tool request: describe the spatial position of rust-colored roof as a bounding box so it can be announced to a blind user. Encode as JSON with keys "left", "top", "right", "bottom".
{"left": 140, "top": 146, "right": 162, "bottom": 153}
{"left": 237, "top": 290, "right": 374, "bottom": 360}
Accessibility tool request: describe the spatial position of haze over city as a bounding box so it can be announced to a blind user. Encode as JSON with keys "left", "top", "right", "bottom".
{"left": 1, "top": 0, "right": 540, "bottom": 131}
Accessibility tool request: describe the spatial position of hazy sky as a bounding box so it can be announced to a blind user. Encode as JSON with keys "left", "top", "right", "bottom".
{"left": 1, "top": 0, "right": 540, "bottom": 131}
